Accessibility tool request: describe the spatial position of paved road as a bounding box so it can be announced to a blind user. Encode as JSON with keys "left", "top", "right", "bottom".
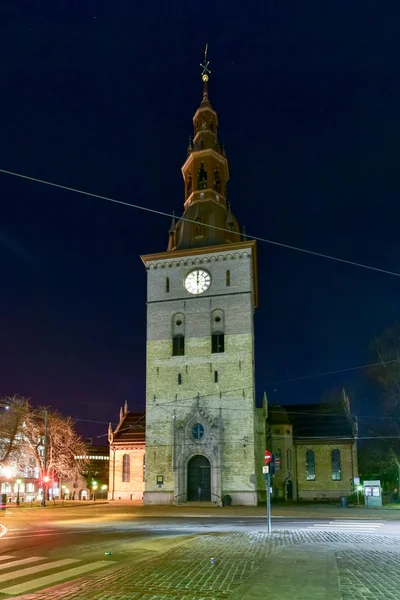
{"left": 1, "top": 505, "right": 400, "bottom": 598}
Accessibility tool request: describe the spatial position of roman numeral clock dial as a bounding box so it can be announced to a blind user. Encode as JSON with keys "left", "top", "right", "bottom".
{"left": 184, "top": 269, "right": 211, "bottom": 295}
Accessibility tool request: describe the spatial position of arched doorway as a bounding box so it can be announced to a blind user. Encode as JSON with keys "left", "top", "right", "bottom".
{"left": 187, "top": 455, "right": 211, "bottom": 501}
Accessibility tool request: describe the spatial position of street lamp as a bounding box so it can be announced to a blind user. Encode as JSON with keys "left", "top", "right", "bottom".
{"left": 101, "top": 484, "right": 107, "bottom": 499}
{"left": 16, "top": 479, "right": 21, "bottom": 506}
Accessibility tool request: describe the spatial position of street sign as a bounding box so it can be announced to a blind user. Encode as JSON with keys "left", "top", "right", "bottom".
{"left": 353, "top": 476, "right": 360, "bottom": 486}
{"left": 263, "top": 465, "right": 269, "bottom": 474}
{"left": 264, "top": 450, "right": 272, "bottom": 464}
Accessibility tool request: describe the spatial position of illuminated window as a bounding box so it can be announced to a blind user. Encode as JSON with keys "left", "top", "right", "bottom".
{"left": 331, "top": 449, "right": 341, "bottom": 481}
{"left": 122, "top": 454, "right": 130, "bottom": 482}
{"left": 306, "top": 449, "right": 315, "bottom": 480}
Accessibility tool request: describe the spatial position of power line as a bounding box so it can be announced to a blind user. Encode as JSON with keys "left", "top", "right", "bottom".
{"left": 265, "top": 358, "right": 400, "bottom": 386}
{"left": 1, "top": 167, "right": 400, "bottom": 278}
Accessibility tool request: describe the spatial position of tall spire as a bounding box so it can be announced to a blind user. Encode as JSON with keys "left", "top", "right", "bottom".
{"left": 166, "top": 47, "right": 241, "bottom": 251}
{"left": 200, "top": 43, "right": 211, "bottom": 105}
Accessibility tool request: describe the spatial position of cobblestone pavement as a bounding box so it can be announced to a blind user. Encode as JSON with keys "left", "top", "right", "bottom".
{"left": 337, "top": 549, "right": 400, "bottom": 599}
{"left": 9, "top": 530, "right": 400, "bottom": 600}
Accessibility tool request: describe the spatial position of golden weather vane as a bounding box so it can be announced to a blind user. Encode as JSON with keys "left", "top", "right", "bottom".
{"left": 200, "top": 43, "right": 211, "bottom": 82}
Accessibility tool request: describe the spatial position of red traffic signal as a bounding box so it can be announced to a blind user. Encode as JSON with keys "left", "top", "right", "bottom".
{"left": 264, "top": 450, "right": 272, "bottom": 464}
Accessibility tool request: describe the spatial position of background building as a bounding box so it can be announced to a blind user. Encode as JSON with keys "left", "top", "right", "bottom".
{"left": 108, "top": 402, "right": 145, "bottom": 501}
{"left": 267, "top": 391, "right": 358, "bottom": 501}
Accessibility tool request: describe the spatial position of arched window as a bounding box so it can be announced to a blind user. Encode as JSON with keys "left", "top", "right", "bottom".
{"left": 198, "top": 163, "right": 208, "bottom": 189}
{"left": 274, "top": 448, "right": 281, "bottom": 473}
{"left": 214, "top": 167, "right": 221, "bottom": 193}
{"left": 226, "top": 270, "right": 230, "bottom": 286}
{"left": 166, "top": 277, "right": 170, "bottom": 293}
{"left": 306, "top": 449, "right": 315, "bottom": 481}
{"left": 331, "top": 449, "right": 341, "bottom": 481}
{"left": 173, "top": 334, "right": 185, "bottom": 356}
{"left": 212, "top": 332, "right": 224, "bottom": 353}
{"left": 286, "top": 449, "right": 292, "bottom": 470}
{"left": 122, "top": 454, "right": 130, "bottom": 482}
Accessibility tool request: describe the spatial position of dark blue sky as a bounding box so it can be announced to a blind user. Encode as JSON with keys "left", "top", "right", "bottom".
{"left": 1, "top": 1, "right": 399, "bottom": 438}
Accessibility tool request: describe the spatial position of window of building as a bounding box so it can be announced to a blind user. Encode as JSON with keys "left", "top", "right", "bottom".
{"left": 172, "top": 334, "right": 185, "bottom": 356}
{"left": 274, "top": 448, "right": 281, "bottom": 473}
{"left": 214, "top": 167, "right": 221, "bottom": 192}
{"left": 122, "top": 454, "right": 130, "bottom": 482}
{"left": 178, "top": 373, "right": 182, "bottom": 385}
{"left": 331, "top": 449, "right": 341, "bottom": 481}
{"left": 226, "top": 270, "right": 230, "bottom": 286}
{"left": 286, "top": 449, "right": 292, "bottom": 470}
{"left": 212, "top": 332, "right": 225, "bottom": 353}
{"left": 187, "top": 172, "right": 192, "bottom": 196}
{"left": 166, "top": 277, "right": 170, "bottom": 293}
{"left": 214, "top": 370, "right": 218, "bottom": 383}
{"left": 192, "top": 423, "right": 204, "bottom": 440}
{"left": 306, "top": 449, "right": 315, "bottom": 481}
{"left": 198, "top": 162, "right": 208, "bottom": 189}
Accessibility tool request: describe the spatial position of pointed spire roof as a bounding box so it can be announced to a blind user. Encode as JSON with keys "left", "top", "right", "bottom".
{"left": 200, "top": 43, "right": 212, "bottom": 108}
{"left": 226, "top": 203, "right": 235, "bottom": 225}
{"left": 169, "top": 212, "right": 176, "bottom": 233}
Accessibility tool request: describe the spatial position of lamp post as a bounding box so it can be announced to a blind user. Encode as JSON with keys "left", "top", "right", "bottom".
{"left": 101, "top": 484, "right": 107, "bottom": 499}
{"left": 16, "top": 479, "right": 21, "bottom": 506}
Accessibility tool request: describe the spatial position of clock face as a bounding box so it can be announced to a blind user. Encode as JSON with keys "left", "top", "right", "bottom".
{"left": 184, "top": 269, "right": 211, "bottom": 295}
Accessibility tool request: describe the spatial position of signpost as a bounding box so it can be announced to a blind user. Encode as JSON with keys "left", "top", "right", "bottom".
{"left": 264, "top": 450, "right": 272, "bottom": 533}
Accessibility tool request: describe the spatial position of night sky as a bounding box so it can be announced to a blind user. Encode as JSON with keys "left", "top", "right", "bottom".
{"left": 1, "top": 2, "right": 400, "bottom": 440}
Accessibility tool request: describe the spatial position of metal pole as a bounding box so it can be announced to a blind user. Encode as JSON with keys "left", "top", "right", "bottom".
{"left": 41, "top": 408, "right": 48, "bottom": 507}
{"left": 266, "top": 472, "right": 271, "bottom": 533}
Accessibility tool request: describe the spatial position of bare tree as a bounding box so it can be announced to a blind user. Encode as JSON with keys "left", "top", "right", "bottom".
{"left": 22, "top": 407, "right": 88, "bottom": 481}
{"left": 0, "top": 395, "right": 29, "bottom": 468}
{"left": 2, "top": 398, "right": 87, "bottom": 486}
{"left": 367, "top": 322, "right": 400, "bottom": 483}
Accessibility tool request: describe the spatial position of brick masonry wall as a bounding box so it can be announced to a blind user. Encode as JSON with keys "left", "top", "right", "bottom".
{"left": 144, "top": 246, "right": 264, "bottom": 503}
{"left": 296, "top": 442, "right": 355, "bottom": 499}
{"left": 108, "top": 447, "right": 145, "bottom": 501}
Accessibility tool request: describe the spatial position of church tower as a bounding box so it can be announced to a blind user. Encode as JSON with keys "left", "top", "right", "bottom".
{"left": 141, "top": 54, "right": 266, "bottom": 505}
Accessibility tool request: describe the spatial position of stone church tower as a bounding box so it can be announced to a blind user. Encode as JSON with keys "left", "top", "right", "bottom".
{"left": 141, "top": 60, "right": 266, "bottom": 505}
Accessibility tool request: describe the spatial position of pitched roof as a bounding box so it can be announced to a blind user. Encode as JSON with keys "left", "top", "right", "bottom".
{"left": 112, "top": 412, "right": 145, "bottom": 445}
{"left": 268, "top": 403, "right": 355, "bottom": 441}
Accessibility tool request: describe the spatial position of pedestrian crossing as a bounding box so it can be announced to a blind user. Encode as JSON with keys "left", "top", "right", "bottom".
{"left": 0, "top": 554, "right": 116, "bottom": 596}
{"left": 309, "top": 520, "right": 384, "bottom": 533}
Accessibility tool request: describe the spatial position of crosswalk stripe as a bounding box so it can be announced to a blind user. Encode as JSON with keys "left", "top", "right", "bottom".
{"left": 1, "top": 560, "right": 116, "bottom": 596}
{"left": 0, "top": 558, "right": 79, "bottom": 584}
{"left": 0, "top": 556, "right": 15, "bottom": 563}
{"left": 0, "top": 556, "right": 44, "bottom": 571}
